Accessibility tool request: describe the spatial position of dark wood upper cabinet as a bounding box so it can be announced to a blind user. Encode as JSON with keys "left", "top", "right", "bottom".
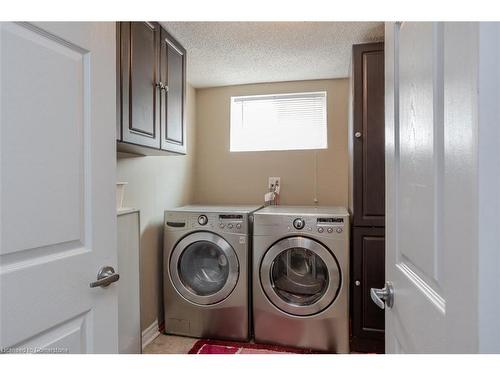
{"left": 160, "top": 29, "right": 186, "bottom": 153}
{"left": 352, "top": 42, "right": 385, "bottom": 227}
{"left": 118, "top": 22, "right": 161, "bottom": 149}
{"left": 117, "top": 22, "right": 187, "bottom": 155}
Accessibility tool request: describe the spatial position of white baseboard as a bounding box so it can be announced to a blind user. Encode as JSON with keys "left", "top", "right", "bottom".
{"left": 141, "top": 319, "right": 160, "bottom": 350}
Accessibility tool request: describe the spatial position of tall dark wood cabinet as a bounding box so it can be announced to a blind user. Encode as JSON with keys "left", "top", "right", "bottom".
{"left": 117, "top": 22, "right": 187, "bottom": 155}
{"left": 349, "top": 42, "right": 385, "bottom": 353}
{"left": 352, "top": 42, "right": 385, "bottom": 228}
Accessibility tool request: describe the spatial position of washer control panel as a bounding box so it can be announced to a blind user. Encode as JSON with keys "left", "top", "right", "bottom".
{"left": 165, "top": 212, "right": 247, "bottom": 234}
{"left": 216, "top": 214, "right": 245, "bottom": 233}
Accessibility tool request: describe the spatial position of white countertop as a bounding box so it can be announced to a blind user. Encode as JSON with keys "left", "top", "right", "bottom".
{"left": 170, "top": 204, "right": 263, "bottom": 214}
{"left": 117, "top": 207, "right": 139, "bottom": 216}
{"left": 254, "top": 205, "right": 349, "bottom": 216}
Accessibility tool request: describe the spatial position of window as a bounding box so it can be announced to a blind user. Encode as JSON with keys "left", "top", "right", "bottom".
{"left": 230, "top": 91, "right": 327, "bottom": 152}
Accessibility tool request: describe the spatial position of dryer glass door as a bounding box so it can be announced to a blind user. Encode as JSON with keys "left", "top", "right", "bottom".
{"left": 170, "top": 232, "right": 239, "bottom": 305}
{"left": 271, "top": 248, "right": 329, "bottom": 306}
{"left": 261, "top": 237, "right": 341, "bottom": 316}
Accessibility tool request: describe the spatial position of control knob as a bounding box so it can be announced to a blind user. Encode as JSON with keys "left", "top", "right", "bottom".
{"left": 293, "top": 218, "right": 305, "bottom": 230}
{"left": 198, "top": 215, "right": 208, "bottom": 226}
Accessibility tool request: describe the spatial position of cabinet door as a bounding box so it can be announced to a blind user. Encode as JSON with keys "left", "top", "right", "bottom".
{"left": 352, "top": 43, "right": 385, "bottom": 227}
{"left": 160, "top": 29, "right": 186, "bottom": 154}
{"left": 351, "top": 227, "right": 385, "bottom": 353}
{"left": 119, "top": 22, "right": 160, "bottom": 149}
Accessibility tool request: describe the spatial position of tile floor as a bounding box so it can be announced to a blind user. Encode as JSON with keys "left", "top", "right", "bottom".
{"left": 143, "top": 334, "right": 197, "bottom": 354}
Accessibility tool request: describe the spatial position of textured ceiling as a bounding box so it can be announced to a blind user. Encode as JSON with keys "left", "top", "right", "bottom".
{"left": 160, "top": 22, "right": 384, "bottom": 88}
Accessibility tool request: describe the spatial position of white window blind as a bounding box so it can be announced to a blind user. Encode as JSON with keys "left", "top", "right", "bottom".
{"left": 230, "top": 91, "right": 328, "bottom": 152}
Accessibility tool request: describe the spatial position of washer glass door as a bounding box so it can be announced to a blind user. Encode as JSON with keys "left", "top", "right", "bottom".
{"left": 261, "top": 237, "right": 340, "bottom": 316}
{"left": 170, "top": 232, "right": 239, "bottom": 305}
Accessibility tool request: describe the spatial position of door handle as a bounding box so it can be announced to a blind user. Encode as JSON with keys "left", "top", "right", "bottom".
{"left": 370, "top": 282, "right": 394, "bottom": 309}
{"left": 90, "top": 266, "right": 120, "bottom": 288}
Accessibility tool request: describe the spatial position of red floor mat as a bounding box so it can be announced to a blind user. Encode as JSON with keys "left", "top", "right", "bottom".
{"left": 188, "top": 339, "right": 322, "bottom": 354}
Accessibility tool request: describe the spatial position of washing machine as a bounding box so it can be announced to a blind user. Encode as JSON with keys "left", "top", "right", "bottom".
{"left": 163, "top": 205, "right": 261, "bottom": 341}
{"left": 253, "top": 206, "right": 350, "bottom": 353}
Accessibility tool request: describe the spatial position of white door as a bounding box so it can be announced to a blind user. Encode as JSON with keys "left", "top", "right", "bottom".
{"left": 0, "top": 22, "right": 118, "bottom": 353}
{"left": 381, "top": 22, "right": 500, "bottom": 353}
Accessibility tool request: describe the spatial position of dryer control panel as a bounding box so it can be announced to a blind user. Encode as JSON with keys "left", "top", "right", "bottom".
{"left": 315, "top": 217, "right": 345, "bottom": 234}
{"left": 284, "top": 216, "right": 345, "bottom": 235}
{"left": 253, "top": 213, "right": 347, "bottom": 237}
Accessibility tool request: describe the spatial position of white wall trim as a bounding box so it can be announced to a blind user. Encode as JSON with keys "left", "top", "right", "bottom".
{"left": 141, "top": 319, "right": 160, "bottom": 350}
{"left": 477, "top": 22, "right": 500, "bottom": 353}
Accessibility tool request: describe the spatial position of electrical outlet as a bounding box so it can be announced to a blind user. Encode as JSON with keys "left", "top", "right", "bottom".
{"left": 268, "top": 177, "right": 281, "bottom": 190}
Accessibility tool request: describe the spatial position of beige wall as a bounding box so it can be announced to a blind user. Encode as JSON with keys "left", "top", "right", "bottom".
{"left": 117, "top": 84, "right": 196, "bottom": 331}
{"left": 194, "top": 79, "right": 349, "bottom": 206}
{"left": 117, "top": 79, "right": 349, "bottom": 331}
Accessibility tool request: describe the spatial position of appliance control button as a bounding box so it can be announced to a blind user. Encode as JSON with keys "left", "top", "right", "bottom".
{"left": 317, "top": 227, "right": 324, "bottom": 233}
{"left": 219, "top": 223, "right": 225, "bottom": 228}
{"left": 198, "top": 215, "right": 208, "bottom": 226}
{"left": 236, "top": 223, "right": 242, "bottom": 229}
{"left": 227, "top": 223, "right": 234, "bottom": 229}
{"left": 336, "top": 227, "right": 343, "bottom": 233}
{"left": 327, "top": 227, "right": 333, "bottom": 233}
{"left": 293, "top": 218, "right": 305, "bottom": 230}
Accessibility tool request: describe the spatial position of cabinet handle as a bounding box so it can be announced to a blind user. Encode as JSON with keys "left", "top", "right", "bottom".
{"left": 155, "top": 82, "right": 168, "bottom": 92}
{"left": 355, "top": 280, "right": 361, "bottom": 286}
{"left": 354, "top": 131, "right": 362, "bottom": 138}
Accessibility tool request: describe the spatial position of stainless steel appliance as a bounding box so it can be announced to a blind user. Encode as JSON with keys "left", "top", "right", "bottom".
{"left": 163, "top": 205, "right": 261, "bottom": 341}
{"left": 253, "top": 206, "right": 350, "bottom": 353}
